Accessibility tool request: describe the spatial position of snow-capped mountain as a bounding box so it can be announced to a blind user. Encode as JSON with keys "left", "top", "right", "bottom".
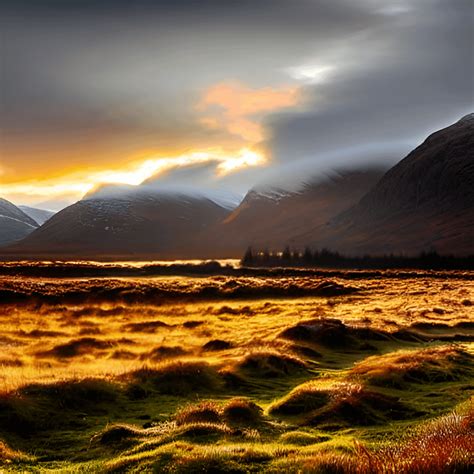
{"left": 196, "top": 168, "right": 386, "bottom": 256}
{"left": 5, "top": 189, "right": 230, "bottom": 259}
{"left": 0, "top": 198, "right": 39, "bottom": 246}
{"left": 19, "top": 206, "right": 55, "bottom": 225}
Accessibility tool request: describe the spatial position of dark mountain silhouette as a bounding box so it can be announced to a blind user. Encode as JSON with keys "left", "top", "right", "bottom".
{"left": 4, "top": 191, "right": 229, "bottom": 259}
{"left": 0, "top": 198, "right": 39, "bottom": 246}
{"left": 294, "top": 114, "right": 474, "bottom": 256}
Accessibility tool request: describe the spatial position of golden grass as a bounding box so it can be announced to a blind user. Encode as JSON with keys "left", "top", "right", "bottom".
{"left": 0, "top": 440, "right": 30, "bottom": 463}
{"left": 0, "top": 272, "right": 471, "bottom": 471}
{"left": 350, "top": 345, "right": 474, "bottom": 387}
{"left": 0, "top": 273, "right": 471, "bottom": 391}
{"left": 0, "top": 277, "right": 474, "bottom": 390}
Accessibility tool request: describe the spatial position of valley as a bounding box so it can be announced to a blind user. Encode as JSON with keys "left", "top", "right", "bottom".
{"left": 0, "top": 267, "right": 472, "bottom": 472}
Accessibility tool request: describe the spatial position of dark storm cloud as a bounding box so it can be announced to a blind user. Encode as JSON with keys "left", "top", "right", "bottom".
{"left": 267, "top": 0, "right": 474, "bottom": 168}
{"left": 1, "top": 0, "right": 473, "bottom": 193}
{"left": 0, "top": 0, "right": 379, "bottom": 134}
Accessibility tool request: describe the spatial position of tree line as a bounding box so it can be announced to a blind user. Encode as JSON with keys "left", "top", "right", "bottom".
{"left": 241, "top": 246, "right": 474, "bottom": 270}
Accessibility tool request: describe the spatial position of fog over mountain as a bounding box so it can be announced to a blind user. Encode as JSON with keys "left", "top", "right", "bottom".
{"left": 292, "top": 114, "right": 474, "bottom": 256}
{"left": 18, "top": 206, "right": 55, "bottom": 225}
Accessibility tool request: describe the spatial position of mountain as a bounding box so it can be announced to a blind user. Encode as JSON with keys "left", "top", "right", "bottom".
{"left": 2, "top": 115, "right": 472, "bottom": 260}
{"left": 18, "top": 206, "right": 55, "bottom": 225}
{"left": 5, "top": 190, "right": 229, "bottom": 259}
{"left": 197, "top": 168, "right": 386, "bottom": 256}
{"left": 0, "top": 198, "right": 39, "bottom": 246}
{"left": 295, "top": 114, "right": 474, "bottom": 256}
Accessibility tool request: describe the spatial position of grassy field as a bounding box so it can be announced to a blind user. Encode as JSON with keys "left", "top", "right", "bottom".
{"left": 0, "top": 269, "right": 472, "bottom": 472}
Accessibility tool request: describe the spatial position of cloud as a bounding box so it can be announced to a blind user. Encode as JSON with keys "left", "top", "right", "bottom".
{"left": 1, "top": 0, "right": 472, "bottom": 208}
{"left": 197, "top": 82, "right": 301, "bottom": 142}
{"left": 0, "top": 147, "right": 266, "bottom": 208}
{"left": 287, "top": 65, "right": 334, "bottom": 84}
{"left": 268, "top": 0, "right": 474, "bottom": 165}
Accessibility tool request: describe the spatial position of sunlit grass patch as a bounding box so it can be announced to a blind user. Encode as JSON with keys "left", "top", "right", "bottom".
{"left": 351, "top": 401, "right": 474, "bottom": 474}
{"left": 175, "top": 401, "right": 221, "bottom": 426}
{"left": 0, "top": 378, "right": 120, "bottom": 436}
{"left": 235, "top": 350, "right": 307, "bottom": 377}
{"left": 0, "top": 439, "right": 31, "bottom": 464}
{"left": 174, "top": 398, "right": 263, "bottom": 428}
{"left": 141, "top": 345, "right": 190, "bottom": 361}
{"left": 350, "top": 344, "right": 474, "bottom": 388}
{"left": 268, "top": 380, "right": 334, "bottom": 416}
{"left": 269, "top": 379, "right": 418, "bottom": 427}
{"left": 36, "top": 337, "right": 116, "bottom": 358}
{"left": 91, "top": 423, "right": 146, "bottom": 449}
{"left": 223, "top": 398, "right": 263, "bottom": 426}
{"left": 105, "top": 441, "right": 296, "bottom": 473}
{"left": 126, "top": 361, "right": 224, "bottom": 396}
{"left": 279, "top": 430, "right": 331, "bottom": 446}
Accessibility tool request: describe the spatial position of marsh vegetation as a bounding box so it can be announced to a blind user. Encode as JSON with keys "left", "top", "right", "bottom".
{"left": 0, "top": 267, "right": 472, "bottom": 472}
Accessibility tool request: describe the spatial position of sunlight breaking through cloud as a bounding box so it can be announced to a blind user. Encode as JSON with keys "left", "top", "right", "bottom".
{"left": 1, "top": 147, "right": 266, "bottom": 206}
{"left": 198, "top": 82, "right": 301, "bottom": 142}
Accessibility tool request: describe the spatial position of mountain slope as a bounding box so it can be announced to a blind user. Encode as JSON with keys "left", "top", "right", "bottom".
{"left": 0, "top": 198, "right": 39, "bottom": 246}
{"left": 6, "top": 190, "right": 229, "bottom": 259}
{"left": 197, "top": 168, "right": 386, "bottom": 256}
{"left": 19, "top": 206, "right": 55, "bottom": 225}
{"left": 296, "top": 114, "right": 474, "bottom": 256}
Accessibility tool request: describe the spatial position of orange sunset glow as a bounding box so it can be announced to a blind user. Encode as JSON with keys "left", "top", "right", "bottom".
{"left": 198, "top": 82, "right": 301, "bottom": 142}
{"left": 1, "top": 82, "right": 301, "bottom": 208}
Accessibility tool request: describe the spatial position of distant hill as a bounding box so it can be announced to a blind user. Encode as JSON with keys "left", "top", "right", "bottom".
{"left": 5, "top": 190, "right": 229, "bottom": 259}
{"left": 0, "top": 198, "right": 39, "bottom": 246}
{"left": 19, "top": 206, "right": 55, "bottom": 225}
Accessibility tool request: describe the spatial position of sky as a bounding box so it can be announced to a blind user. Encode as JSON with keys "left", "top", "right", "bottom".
{"left": 0, "top": 0, "right": 472, "bottom": 210}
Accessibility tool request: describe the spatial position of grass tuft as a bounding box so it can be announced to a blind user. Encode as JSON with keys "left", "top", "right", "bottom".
{"left": 0, "top": 440, "right": 31, "bottom": 463}
{"left": 236, "top": 350, "right": 306, "bottom": 377}
{"left": 350, "top": 345, "right": 474, "bottom": 388}
{"left": 279, "top": 430, "right": 331, "bottom": 446}
{"left": 269, "top": 380, "right": 417, "bottom": 427}
{"left": 175, "top": 401, "right": 221, "bottom": 426}
{"left": 128, "top": 361, "right": 223, "bottom": 395}
{"left": 222, "top": 398, "right": 263, "bottom": 425}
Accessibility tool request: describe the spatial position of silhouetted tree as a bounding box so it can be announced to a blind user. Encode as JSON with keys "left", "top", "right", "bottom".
{"left": 303, "top": 247, "right": 313, "bottom": 264}
{"left": 241, "top": 246, "right": 474, "bottom": 270}
{"left": 241, "top": 246, "right": 254, "bottom": 266}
